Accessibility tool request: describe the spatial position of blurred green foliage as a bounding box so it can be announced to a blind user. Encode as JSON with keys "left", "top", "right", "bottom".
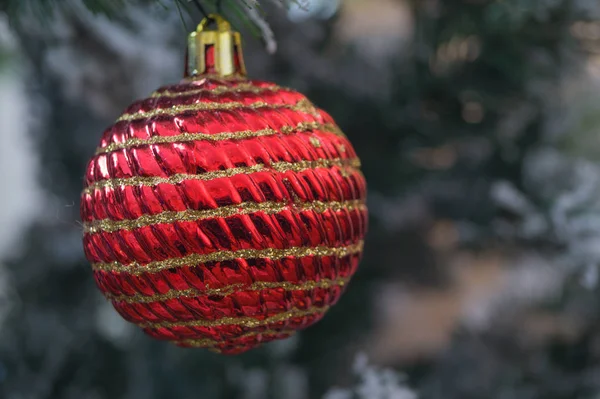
{"left": 3, "top": 1, "right": 600, "bottom": 399}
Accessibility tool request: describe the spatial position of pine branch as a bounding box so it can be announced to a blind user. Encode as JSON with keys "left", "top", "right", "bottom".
{"left": 0, "top": 0, "right": 301, "bottom": 50}
{"left": 1, "top": 0, "right": 130, "bottom": 17}
{"left": 236, "top": 0, "right": 277, "bottom": 53}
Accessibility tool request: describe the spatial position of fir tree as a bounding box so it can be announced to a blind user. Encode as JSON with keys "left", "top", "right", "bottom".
{"left": 2, "top": 1, "right": 600, "bottom": 398}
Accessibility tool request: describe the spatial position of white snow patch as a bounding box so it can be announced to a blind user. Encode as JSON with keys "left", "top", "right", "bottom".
{"left": 0, "top": 15, "right": 42, "bottom": 260}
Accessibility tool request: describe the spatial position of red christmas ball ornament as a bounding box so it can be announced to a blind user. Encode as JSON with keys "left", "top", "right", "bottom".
{"left": 80, "top": 14, "right": 367, "bottom": 354}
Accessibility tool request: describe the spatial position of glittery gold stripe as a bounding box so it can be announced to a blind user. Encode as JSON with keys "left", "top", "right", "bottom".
{"left": 116, "top": 98, "right": 316, "bottom": 123}
{"left": 106, "top": 276, "right": 349, "bottom": 304}
{"left": 83, "top": 199, "right": 366, "bottom": 234}
{"left": 95, "top": 121, "right": 343, "bottom": 155}
{"left": 92, "top": 241, "right": 364, "bottom": 275}
{"left": 182, "top": 74, "right": 247, "bottom": 82}
{"left": 82, "top": 157, "right": 361, "bottom": 195}
{"left": 175, "top": 329, "right": 296, "bottom": 348}
{"left": 139, "top": 305, "right": 328, "bottom": 329}
{"left": 151, "top": 83, "right": 282, "bottom": 98}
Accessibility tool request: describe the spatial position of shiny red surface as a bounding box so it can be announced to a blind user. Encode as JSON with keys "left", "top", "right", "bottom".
{"left": 81, "top": 78, "right": 367, "bottom": 354}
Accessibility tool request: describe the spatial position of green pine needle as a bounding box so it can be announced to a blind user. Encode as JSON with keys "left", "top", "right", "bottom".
{"left": 0, "top": 0, "right": 299, "bottom": 41}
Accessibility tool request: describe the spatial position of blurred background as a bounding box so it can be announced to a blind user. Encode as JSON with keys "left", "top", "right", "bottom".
{"left": 2, "top": 0, "right": 600, "bottom": 398}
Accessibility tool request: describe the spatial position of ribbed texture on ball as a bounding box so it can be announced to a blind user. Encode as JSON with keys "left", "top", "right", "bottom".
{"left": 80, "top": 78, "right": 367, "bottom": 354}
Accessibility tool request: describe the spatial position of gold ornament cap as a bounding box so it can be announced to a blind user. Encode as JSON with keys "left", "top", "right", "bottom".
{"left": 185, "top": 14, "right": 247, "bottom": 79}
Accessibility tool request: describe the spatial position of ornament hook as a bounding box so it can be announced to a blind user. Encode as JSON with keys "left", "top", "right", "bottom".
{"left": 197, "top": 13, "right": 231, "bottom": 32}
